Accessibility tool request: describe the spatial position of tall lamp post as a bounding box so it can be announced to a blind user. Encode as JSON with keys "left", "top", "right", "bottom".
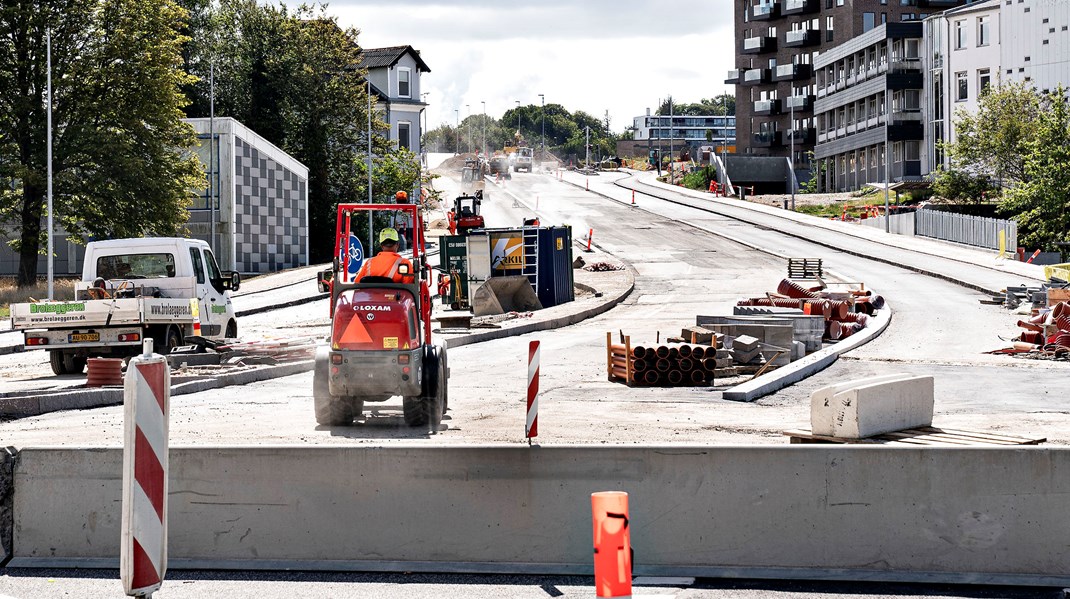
{"left": 515, "top": 100, "right": 521, "bottom": 137}
{"left": 668, "top": 97, "right": 674, "bottom": 184}
{"left": 454, "top": 109, "right": 459, "bottom": 154}
{"left": 721, "top": 94, "right": 728, "bottom": 194}
{"left": 466, "top": 104, "right": 471, "bottom": 154}
{"left": 538, "top": 94, "right": 545, "bottom": 159}
{"left": 481, "top": 100, "right": 486, "bottom": 156}
{"left": 790, "top": 96, "right": 796, "bottom": 211}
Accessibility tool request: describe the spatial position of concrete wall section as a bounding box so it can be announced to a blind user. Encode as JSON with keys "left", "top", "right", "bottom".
{"left": 8, "top": 445, "right": 1070, "bottom": 585}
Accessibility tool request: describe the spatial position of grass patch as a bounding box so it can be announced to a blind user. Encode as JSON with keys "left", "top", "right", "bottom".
{"left": 0, "top": 277, "right": 79, "bottom": 316}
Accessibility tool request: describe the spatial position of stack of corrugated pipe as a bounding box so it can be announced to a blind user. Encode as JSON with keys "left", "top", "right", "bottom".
{"left": 1016, "top": 301, "right": 1070, "bottom": 350}
{"left": 608, "top": 341, "right": 716, "bottom": 386}
{"left": 736, "top": 279, "right": 884, "bottom": 341}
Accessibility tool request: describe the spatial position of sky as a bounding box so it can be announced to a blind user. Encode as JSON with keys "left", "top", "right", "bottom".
{"left": 290, "top": 0, "right": 736, "bottom": 134}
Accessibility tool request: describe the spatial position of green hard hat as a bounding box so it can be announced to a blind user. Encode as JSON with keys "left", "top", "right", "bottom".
{"left": 379, "top": 227, "right": 400, "bottom": 243}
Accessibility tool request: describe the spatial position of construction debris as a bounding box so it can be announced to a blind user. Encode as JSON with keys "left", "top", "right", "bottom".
{"left": 735, "top": 278, "right": 882, "bottom": 343}
{"left": 583, "top": 261, "right": 626, "bottom": 272}
{"left": 990, "top": 285, "right": 1070, "bottom": 359}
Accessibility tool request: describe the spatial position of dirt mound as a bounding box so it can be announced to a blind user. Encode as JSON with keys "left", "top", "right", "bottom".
{"left": 435, "top": 153, "right": 477, "bottom": 172}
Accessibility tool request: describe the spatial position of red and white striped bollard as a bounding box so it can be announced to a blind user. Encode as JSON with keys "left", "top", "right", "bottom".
{"left": 526, "top": 340, "right": 539, "bottom": 443}
{"left": 121, "top": 339, "right": 170, "bottom": 597}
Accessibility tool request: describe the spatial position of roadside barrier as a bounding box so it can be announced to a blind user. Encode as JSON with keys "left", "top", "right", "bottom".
{"left": 1026, "top": 249, "right": 1042, "bottom": 264}
{"left": 121, "top": 339, "right": 170, "bottom": 597}
{"left": 592, "top": 491, "right": 632, "bottom": 598}
{"left": 526, "top": 340, "right": 539, "bottom": 443}
{"left": 587, "top": 228, "right": 594, "bottom": 252}
{"left": 631, "top": 190, "right": 636, "bottom": 205}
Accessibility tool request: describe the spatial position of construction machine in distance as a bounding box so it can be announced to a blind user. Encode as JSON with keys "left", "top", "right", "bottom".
{"left": 313, "top": 202, "right": 448, "bottom": 429}
{"left": 447, "top": 191, "right": 485, "bottom": 236}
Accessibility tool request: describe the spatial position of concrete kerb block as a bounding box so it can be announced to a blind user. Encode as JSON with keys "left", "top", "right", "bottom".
{"left": 828, "top": 375, "right": 935, "bottom": 439}
{"left": 810, "top": 373, "right": 917, "bottom": 436}
{"left": 722, "top": 307, "right": 893, "bottom": 403}
{"left": 0, "top": 446, "right": 14, "bottom": 564}
{"left": 733, "top": 335, "right": 760, "bottom": 353}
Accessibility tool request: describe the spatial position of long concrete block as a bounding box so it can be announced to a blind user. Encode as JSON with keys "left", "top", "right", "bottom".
{"left": 811, "top": 373, "right": 916, "bottom": 436}
{"left": 831, "top": 375, "right": 935, "bottom": 439}
{"left": 7, "top": 445, "right": 1070, "bottom": 586}
{"left": 713, "top": 313, "right": 824, "bottom": 352}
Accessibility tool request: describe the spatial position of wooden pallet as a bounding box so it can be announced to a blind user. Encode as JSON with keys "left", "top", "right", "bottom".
{"left": 787, "top": 258, "right": 823, "bottom": 280}
{"left": 783, "top": 426, "right": 1046, "bottom": 446}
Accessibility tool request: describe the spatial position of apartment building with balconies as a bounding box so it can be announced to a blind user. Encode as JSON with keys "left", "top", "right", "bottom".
{"left": 813, "top": 23, "right": 927, "bottom": 192}
{"left": 730, "top": 0, "right": 968, "bottom": 184}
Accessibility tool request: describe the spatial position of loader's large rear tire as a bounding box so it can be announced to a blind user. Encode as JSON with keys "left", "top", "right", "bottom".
{"left": 404, "top": 346, "right": 444, "bottom": 428}
{"left": 313, "top": 349, "right": 353, "bottom": 426}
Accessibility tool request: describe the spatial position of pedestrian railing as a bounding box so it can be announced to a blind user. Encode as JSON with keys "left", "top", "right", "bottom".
{"left": 859, "top": 208, "right": 1016, "bottom": 251}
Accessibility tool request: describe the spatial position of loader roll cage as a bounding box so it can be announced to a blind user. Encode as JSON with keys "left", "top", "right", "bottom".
{"left": 331, "top": 203, "right": 433, "bottom": 345}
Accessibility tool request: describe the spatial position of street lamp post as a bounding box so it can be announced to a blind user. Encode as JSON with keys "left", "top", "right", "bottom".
{"left": 466, "top": 104, "right": 471, "bottom": 154}
{"left": 454, "top": 109, "right": 459, "bottom": 154}
{"left": 481, "top": 100, "right": 486, "bottom": 156}
{"left": 515, "top": 100, "right": 521, "bottom": 137}
{"left": 668, "top": 97, "right": 674, "bottom": 184}
{"left": 721, "top": 94, "right": 728, "bottom": 194}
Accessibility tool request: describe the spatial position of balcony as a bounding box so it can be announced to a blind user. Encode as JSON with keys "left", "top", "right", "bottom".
{"left": 773, "top": 63, "right": 813, "bottom": 82}
{"left": 788, "top": 128, "right": 816, "bottom": 144}
{"left": 889, "top": 57, "right": 922, "bottom": 74}
{"left": 918, "top": 0, "right": 960, "bottom": 6}
{"left": 753, "top": 130, "right": 783, "bottom": 148}
{"left": 725, "top": 69, "right": 743, "bottom": 85}
{"left": 742, "top": 36, "right": 777, "bottom": 55}
{"left": 742, "top": 68, "right": 771, "bottom": 85}
{"left": 785, "top": 94, "right": 815, "bottom": 111}
{"left": 753, "top": 99, "right": 782, "bottom": 116}
{"left": 752, "top": 2, "right": 780, "bottom": 20}
{"left": 785, "top": 29, "right": 820, "bottom": 47}
{"left": 887, "top": 121, "right": 924, "bottom": 141}
{"left": 783, "top": 0, "right": 819, "bottom": 15}
{"left": 890, "top": 110, "right": 924, "bottom": 125}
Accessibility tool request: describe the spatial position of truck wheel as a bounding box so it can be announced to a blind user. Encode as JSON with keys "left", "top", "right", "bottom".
{"left": 64, "top": 353, "right": 87, "bottom": 374}
{"left": 153, "top": 326, "right": 182, "bottom": 355}
{"left": 225, "top": 320, "right": 237, "bottom": 339}
{"left": 402, "top": 395, "right": 429, "bottom": 427}
{"left": 49, "top": 350, "right": 69, "bottom": 376}
{"left": 313, "top": 348, "right": 352, "bottom": 426}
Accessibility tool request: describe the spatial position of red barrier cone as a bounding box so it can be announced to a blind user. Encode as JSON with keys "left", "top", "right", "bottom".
{"left": 592, "top": 491, "right": 631, "bottom": 598}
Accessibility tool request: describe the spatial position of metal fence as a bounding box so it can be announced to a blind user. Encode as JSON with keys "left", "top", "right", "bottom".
{"left": 914, "top": 209, "right": 1017, "bottom": 251}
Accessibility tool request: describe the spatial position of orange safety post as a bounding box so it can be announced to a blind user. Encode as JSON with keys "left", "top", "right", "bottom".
{"left": 591, "top": 491, "right": 632, "bottom": 598}
{"left": 587, "top": 228, "right": 594, "bottom": 251}
{"left": 631, "top": 190, "right": 636, "bottom": 205}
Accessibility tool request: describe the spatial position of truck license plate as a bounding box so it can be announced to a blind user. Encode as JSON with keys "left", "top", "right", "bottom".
{"left": 69, "top": 333, "right": 100, "bottom": 343}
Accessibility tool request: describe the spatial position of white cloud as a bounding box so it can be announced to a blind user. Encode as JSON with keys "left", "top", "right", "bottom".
{"left": 292, "top": 1, "right": 737, "bottom": 132}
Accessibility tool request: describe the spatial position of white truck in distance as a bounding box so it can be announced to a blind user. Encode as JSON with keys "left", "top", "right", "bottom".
{"left": 10, "top": 237, "right": 241, "bottom": 375}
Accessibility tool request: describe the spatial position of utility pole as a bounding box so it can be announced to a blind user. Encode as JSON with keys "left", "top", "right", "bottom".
{"left": 367, "top": 80, "right": 373, "bottom": 253}
{"left": 466, "top": 104, "right": 471, "bottom": 154}
{"left": 538, "top": 94, "right": 545, "bottom": 160}
{"left": 585, "top": 125, "right": 590, "bottom": 167}
{"left": 454, "top": 109, "right": 459, "bottom": 154}
{"left": 46, "top": 29, "right": 53, "bottom": 299}
{"left": 668, "top": 97, "right": 674, "bottom": 184}
{"left": 790, "top": 96, "right": 795, "bottom": 211}
{"left": 884, "top": 84, "right": 891, "bottom": 233}
{"left": 481, "top": 100, "right": 486, "bottom": 156}
{"left": 209, "top": 62, "right": 216, "bottom": 254}
{"left": 515, "top": 100, "right": 521, "bottom": 136}
{"left": 721, "top": 94, "right": 728, "bottom": 193}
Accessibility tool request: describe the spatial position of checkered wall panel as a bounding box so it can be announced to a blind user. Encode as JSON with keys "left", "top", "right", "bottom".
{"left": 233, "top": 137, "right": 308, "bottom": 273}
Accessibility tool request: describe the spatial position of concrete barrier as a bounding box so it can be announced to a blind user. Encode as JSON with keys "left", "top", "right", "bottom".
{"left": 810, "top": 373, "right": 916, "bottom": 436}
{"left": 829, "top": 375, "right": 935, "bottom": 439}
{"left": 6, "top": 445, "right": 1069, "bottom": 586}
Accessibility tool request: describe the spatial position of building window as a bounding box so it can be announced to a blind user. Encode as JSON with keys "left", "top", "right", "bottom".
{"left": 956, "top": 71, "right": 968, "bottom": 101}
{"left": 863, "top": 12, "right": 875, "bottom": 32}
{"left": 905, "top": 141, "right": 920, "bottom": 161}
{"left": 977, "top": 15, "right": 990, "bottom": 46}
{"left": 826, "top": 15, "right": 834, "bottom": 42}
{"left": 954, "top": 19, "right": 966, "bottom": 49}
{"left": 398, "top": 121, "right": 411, "bottom": 150}
{"left": 978, "top": 68, "right": 991, "bottom": 93}
{"left": 398, "top": 68, "right": 411, "bottom": 98}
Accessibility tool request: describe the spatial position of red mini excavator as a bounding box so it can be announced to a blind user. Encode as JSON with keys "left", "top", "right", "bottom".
{"left": 313, "top": 202, "right": 447, "bottom": 429}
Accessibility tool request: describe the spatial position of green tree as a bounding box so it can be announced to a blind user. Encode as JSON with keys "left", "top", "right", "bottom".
{"left": 931, "top": 164, "right": 993, "bottom": 204}
{"left": 1000, "top": 87, "right": 1070, "bottom": 250}
{"left": 945, "top": 81, "right": 1041, "bottom": 186}
{"left": 0, "top": 0, "right": 204, "bottom": 287}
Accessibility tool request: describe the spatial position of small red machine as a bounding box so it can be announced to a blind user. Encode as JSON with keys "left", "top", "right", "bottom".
{"left": 313, "top": 203, "right": 447, "bottom": 428}
{"left": 447, "top": 192, "right": 485, "bottom": 236}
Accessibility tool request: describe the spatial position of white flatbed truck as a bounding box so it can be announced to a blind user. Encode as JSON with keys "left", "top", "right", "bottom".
{"left": 10, "top": 237, "right": 241, "bottom": 375}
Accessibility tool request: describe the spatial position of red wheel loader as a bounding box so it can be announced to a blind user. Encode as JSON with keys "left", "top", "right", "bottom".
{"left": 313, "top": 203, "right": 448, "bottom": 428}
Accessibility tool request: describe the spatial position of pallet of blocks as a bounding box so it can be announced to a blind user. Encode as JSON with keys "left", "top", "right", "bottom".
{"left": 606, "top": 332, "right": 721, "bottom": 387}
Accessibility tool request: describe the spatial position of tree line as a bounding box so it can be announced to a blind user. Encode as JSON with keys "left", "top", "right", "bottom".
{"left": 0, "top": 0, "right": 419, "bottom": 287}
{"left": 934, "top": 82, "right": 1070, "bottom": 251}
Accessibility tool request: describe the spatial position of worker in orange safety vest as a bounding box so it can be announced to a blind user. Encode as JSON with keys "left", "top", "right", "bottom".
{"left": 355, "top": 228, "right": 414, "bottom": 284}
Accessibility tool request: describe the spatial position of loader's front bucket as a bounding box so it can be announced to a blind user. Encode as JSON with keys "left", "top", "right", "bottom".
{"left": 471, "top": 276, "right": 543, "bottom": 316}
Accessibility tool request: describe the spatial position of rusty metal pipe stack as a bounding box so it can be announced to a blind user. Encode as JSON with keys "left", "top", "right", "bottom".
{"left": 738, "top": 278, "right": 880, "bottom": 342}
